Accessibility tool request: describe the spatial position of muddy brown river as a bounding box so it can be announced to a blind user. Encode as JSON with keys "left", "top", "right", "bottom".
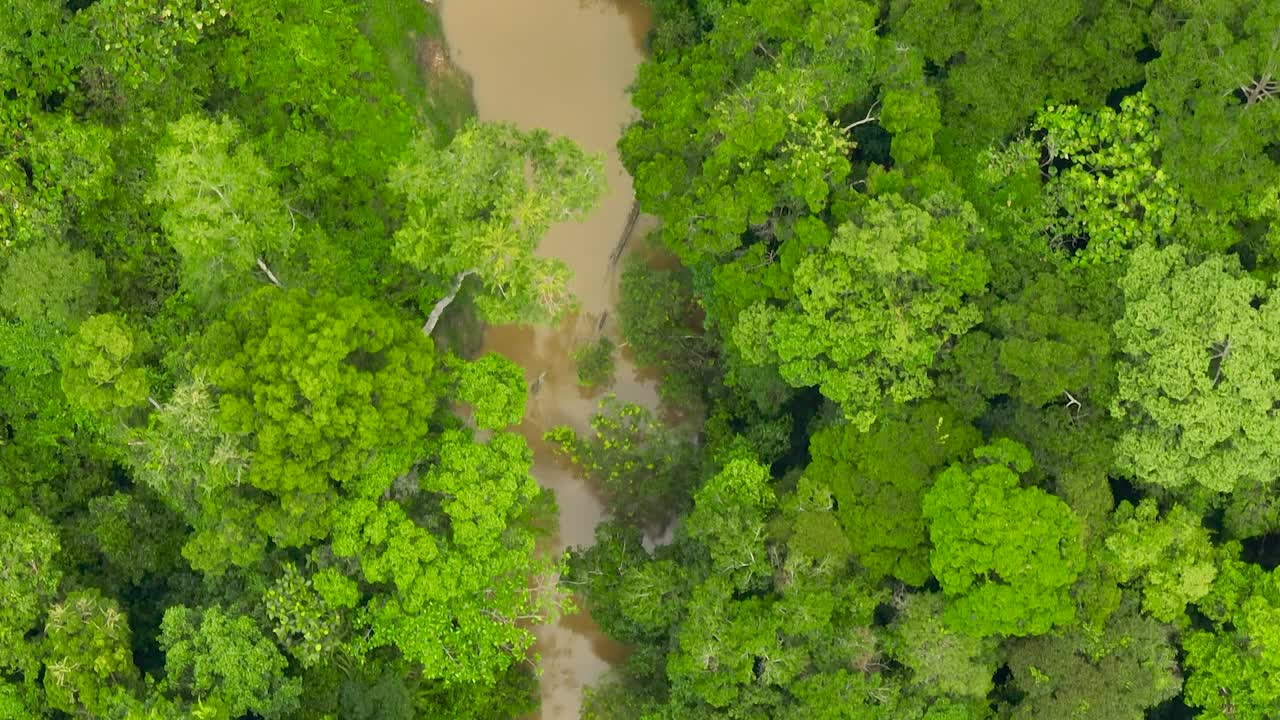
{"left": 437, "top": 1, "right": 655, "bottom": 718}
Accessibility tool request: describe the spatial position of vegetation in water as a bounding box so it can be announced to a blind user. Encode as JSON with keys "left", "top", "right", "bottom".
{"left": 573, "top": 335, "right": 617, "bottom": 388}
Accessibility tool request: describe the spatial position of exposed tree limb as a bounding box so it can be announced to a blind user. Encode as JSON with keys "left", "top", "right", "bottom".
{"left": 1210, "top": 337, "right": 1232, "bottom": 386}
{"left": 422, "top": 270, "right": 475, "bottom": 335}
{"left": 842, "top": 100, "right": 881, "bottom": 132}
{"left": 1063, "top": 390, "right": 1082, "bottom": 418}
{"left": 1239, "top": 73, "right": 1277, "bottom": 107}
{"left": 256, "top": 257, "right": 283, "bottom": 288}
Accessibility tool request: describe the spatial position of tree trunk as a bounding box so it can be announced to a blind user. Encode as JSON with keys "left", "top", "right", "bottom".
{"left": 422, "top": 270, "right": 475, "bottom": 335}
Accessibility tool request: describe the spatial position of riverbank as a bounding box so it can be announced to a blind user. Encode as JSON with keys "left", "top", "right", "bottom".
{"left": 361, "top": 0, "right": 474, "bottom": 137}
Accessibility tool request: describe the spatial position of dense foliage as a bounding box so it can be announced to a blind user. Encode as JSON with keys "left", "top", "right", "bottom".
{"left": 0, "top": 0, "right": 596, "bottom": 717}
{"left": 5, "top": 0, "right": 1280, "bottom": 718}
{"left": 563, "top": 0, "right": 1280, "bottom": 718}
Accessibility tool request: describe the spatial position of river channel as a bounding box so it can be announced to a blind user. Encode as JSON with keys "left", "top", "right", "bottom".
{"left": 437, "top": 1, "right": 655, "bottom": 718}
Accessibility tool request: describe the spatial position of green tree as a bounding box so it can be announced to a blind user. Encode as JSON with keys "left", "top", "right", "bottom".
{"left": 158, "top": 605, "right": 302, "bottom": 720}
{"left": 76, "top": 0, "right": 226, "bottom": 96}
{"left": 1183, "top": 555, "right": 1280, "bottom": 720}
{"left": 734, "top": 192, "right": 989, "bottom": 428}
{"left": 206, "top": 0, "right": 423, "bottom": 248}
{"left": 1147, "top": 0, "right": 1280, "bottom": 221}
{"left": 1005, "top": 597, "right": 1181, "bottom": 720}
{"left": 1030, "top": 95, "right": 1185, "bottom": 264}
{"left": 0, "top": 680, "right": 36, "bottom": 720}
{"left": 148, "top": 115, "right": 292, "bottom": 303}
{"left": 0, "top": 111, "right": 115, "bottom": 250}
{"left": 0, "top": 510, "right": 61, "bottom": 677}
{"left": 888, "top": 592, "right": 999, "bottom": 699}
{"left": 987, "top": 269, "right": 1119, "bottom": 409}
{"left": 1111, "top": 243, "right": 1280, "bottom": 493}
{"left": 547, "top": 396, "right": 702, "bottom": 530}
{"left": 0, "top": 239, "right": 103, "bottom": 330}
{"left": 42, "top": 590, "right": 139, "bottom": 716}
{"left": 0, "top": 321, "right": 96, "bottom": 508}
{"left": 616, "top": 258, "right": 716, "bottom": 407}
{"left": 389, "top": 121, "right": 604, "bottom": 334}
{"left": 887, "top": 0, "right": 1150, "bottom": 148}
{"left": 264, "top": 563, "right": 350, "bottom": 669}
{"left": 805, "top": 402, "right": 980, "bottom": 585}
{"left": 684, "top": 458, "right": 777, "bottom": 591}
{"left": 84, "top": 491, "right": 185, "bottom": 585}
{"left": 60, "top": 313, "right": 151, "bottom": 415}
{"left": 0, "top": 3, "right": 87, "bottom": 105}
{"left": 622, "top": 0, "right": 882, "bottom": 264}
{"left": 923, "top": 439, "right": 1084, "bottom": 637}
{"left": 568, "top": 522, "right": 689, "bottom": 645}
{"left": 573, "top": 335, "right": 617, "bottom": 388}
{"left": 1104, "top": 499, "right": 1218, "bottom": 624}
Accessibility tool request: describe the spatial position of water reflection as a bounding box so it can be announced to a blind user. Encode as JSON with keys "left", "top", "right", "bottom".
{"left": 577, "top": 0, "right": 651, "bottom": 50}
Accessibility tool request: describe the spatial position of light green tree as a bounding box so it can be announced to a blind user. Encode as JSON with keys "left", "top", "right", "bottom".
{"left": 203, "top": 288, "right": 440, "bottom": 544}
{"left": 1111, "top": 243, "right": 1280, "bottom": 493}
{"left": 1105, "top": 499, "right": 1218, "bottom": 624}
{"left": 42, "top": 590, "right": 139, "bottom": 716}
{"left": 734, "top": 192, "right": 989, "bottom": 429}
{"left": 450, "top": 352, "right": 527, "bottom": 430}
{"left": 389, "top": 120, "right": 604, "bottom": 334}
{"left": 61, "top": 313, "right": 151, "bottom": 414}
{"left": 125, "top": 376, "right": 249, "bottom": 523}
{"left": 923, "top": 439, "right": 1084, "bottom": 637}
{"left": 333, "top": 430, "right": 567, "bottom": 686}
{"left": 158, "top": 605, "right": 302, "bottom": 720}
{"left": 148, "top": 114, "right": 292, "bottom": 302}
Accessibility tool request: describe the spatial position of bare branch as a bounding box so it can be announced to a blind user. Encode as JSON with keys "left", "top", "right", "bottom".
{"left": 1239, "top": 73, "right": 1278, "bottom": 107}
{"left": 422, "top": 270, "right": 476, "bottom": 335}
{"left": 842, "top": 100, "right": 881, "bottom": 132}
{"left": 256, "top": 257, "right": 283, "bottom": 288}
{"left": 1063, "top": 390, "right": 1081, "bottom": 415}
{"left": 1210, "top": 337, "right": 1232, "bottom": 386}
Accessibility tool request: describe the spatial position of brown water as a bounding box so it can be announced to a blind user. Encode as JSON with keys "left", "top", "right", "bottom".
{"left": 437, "top": 1, "right": 655, "bottom": 718}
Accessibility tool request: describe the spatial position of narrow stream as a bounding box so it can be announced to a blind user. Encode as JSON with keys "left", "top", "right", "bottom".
{"left": 437, "top": 2, "right": 655, "bottom": 718}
